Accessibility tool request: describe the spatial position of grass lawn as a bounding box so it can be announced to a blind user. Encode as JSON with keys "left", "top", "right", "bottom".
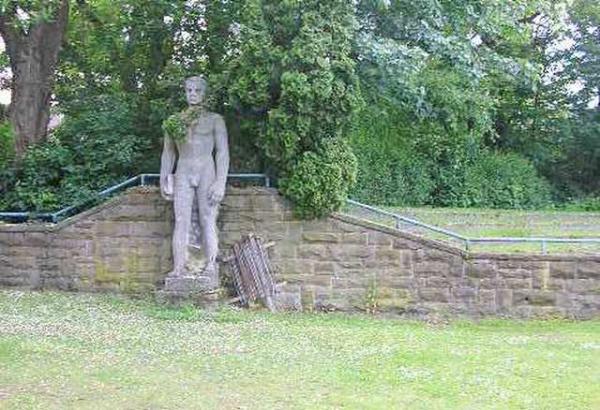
{"left": 344, "top": 204, "right": 600, "bottom": 254}
{"left": 1, "top": 291, "right": 599, "bottom": 409}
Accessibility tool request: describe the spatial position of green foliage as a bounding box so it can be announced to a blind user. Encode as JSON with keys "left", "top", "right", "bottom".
{"left": 562, "top": 197, "right": 600, "bottom": 212}
{"left": 280, "top": 138, "right": 357, "bottom": 218}
{"left": 541, "top": 112, "right": 600, "bottom": 199}
{"left": 350, "top": 103, "right": 551, "bottom": 209}
{"left": 2, "top": 0, "right": 597, "bottom": 215}
{"left": 225, "top": 0, "right": 363, "bottom": 217}
{"left": 459, "top": 151, "right": 552, "bottom": 209}
{"left": 161, "top": 106, "right": 205, "bottom": 143}
{"left": 350, "top": 109, "right": 436, "bottom": 206}
{"left": 0, "top": 121, "right": 14, "bottom": 170}
{"left": 2, "top": 95, "right": 149, "bottom": 211}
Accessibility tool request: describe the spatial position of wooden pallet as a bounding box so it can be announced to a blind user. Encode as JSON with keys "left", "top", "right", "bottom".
{"left": 223, "top": 234, "right": 277, "bottom": 312}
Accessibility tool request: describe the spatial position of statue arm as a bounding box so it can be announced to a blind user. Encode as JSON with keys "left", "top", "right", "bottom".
{"left": 208, "top": 114, "right": 229, "bottom": 206}
{"left": 160, "top": 135, "right": 176, "bottom": 200}
{"left": 214, "top": 114, "right": 230, "bottom": 187}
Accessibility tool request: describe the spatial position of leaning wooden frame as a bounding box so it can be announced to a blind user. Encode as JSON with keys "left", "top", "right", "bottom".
{"left": 223, "top": 234, "right": 277, "bottom": 312}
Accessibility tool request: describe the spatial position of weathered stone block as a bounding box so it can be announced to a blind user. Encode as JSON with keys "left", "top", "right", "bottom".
{"left": 414, "top": 261, "right": 451, "bottom": 276}
{"left": 333, "top": 245, "right": 372, "bottom": 261}
{"left": 467, "top": 261, "right": 497, "bottom": 279}
{"left": 476, "top": 290, "right": 496, "bottom": 313}
{"left": 426, "top": 277, "right": 452, "bottom": 288}
{"left": 330, "top": 219, "right": 363, "bottom": 233}
{"left": 479, "top": 278, "right": 506, "bottom": 290}
{"left": 568, "top": 279, "right": 596, "bottom": 293}
{"left": 270, "top": 243, "right": 297, "bottom": 259}
{"left": 419, "top": 288, "right": 450, "bottom": 303}
{"left": 342, "top": 232, "right": 368, "bottom": 245}
{"left": 578, "top": 261, "right": 600, "bottom": 279}
{"left": 298, "top": 244, "right": 330, "bottom": 260}
{"left": 496, "top": 289, "right": 513, "bottom": 310}
{"left": 275, "top": 289, "right": 302, "bottom": 311}
{"left": 392, "top": 238, "right": 420, "bottom": 250}
{"left": 505, "top": 278, "right": 532, "bottom": 290}
{"left": 513, "top": 290, "right": 556, "bottom": 306}
{"left": 314, "top": 262, "right": 336, "bottom": 274}
{"left": 532, "top": 267, "right": 551, "bottom": 290}
{"left": 302, "top": 232, "right": 340, "bottom": 243}
{"left": 423, "top": 249, "right": 453, "bottom": 262}
{"left": 377, "top": 275, "right": 414, "bottom": 289}
{"left": 453, "top": 287, "right": 477, "bottom": 299}
{"left": 334, "top": 260, "right": 364, "bottom": 271}
{"left": 498, "top": 268, "right": 531, "bottom": 279}
{"left": 301, "top": 220, "right": 334, "bottom": 233}
{"left": 368, "top": 249, "right": 402, "bottom": 267}
{"left": 274, "top": 259, "right": 313, "bottom": 275}
{"left": 368, "top": 232, "right": 393, "bottom": 246}
{"left": 550, "top": 262, "right": 577, "bottom": 279}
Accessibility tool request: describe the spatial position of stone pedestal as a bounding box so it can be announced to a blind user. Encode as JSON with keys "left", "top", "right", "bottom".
{"left": 164, "top": 274, "right": 214, "bottom": 293}
{"left": 157, "top": 273, "right": 222, "bottom": 307}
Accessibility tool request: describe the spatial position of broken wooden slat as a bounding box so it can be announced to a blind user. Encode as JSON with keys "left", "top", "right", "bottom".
{"left": 226, "top": 234, "right": 277, "bottom": 312}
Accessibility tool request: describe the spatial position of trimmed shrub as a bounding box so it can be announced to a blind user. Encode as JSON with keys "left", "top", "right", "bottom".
{"left": 280, "top": 138, "right": 357, "bottom": 218}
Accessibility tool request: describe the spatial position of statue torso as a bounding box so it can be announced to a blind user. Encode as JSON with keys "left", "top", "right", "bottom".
{"left": 176, "top": 111, "right": 218, "bottom": 166}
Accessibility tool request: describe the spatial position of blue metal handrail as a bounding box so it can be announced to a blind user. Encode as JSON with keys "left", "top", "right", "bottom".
{"left": 346, "top": 199, "right": 600, "bottom": 254}
{"left": 0, "top": 173, "right": 271, "bottom": 223}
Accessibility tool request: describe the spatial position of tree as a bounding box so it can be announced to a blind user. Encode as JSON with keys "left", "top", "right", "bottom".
{"left": 225, "top": 0, "right": 362, "bottom": 217}
{"left": 0, "top": 0, "right": 69, "bottom": 157}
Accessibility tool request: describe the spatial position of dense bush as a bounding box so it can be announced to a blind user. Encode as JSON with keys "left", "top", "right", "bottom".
{"left": 350, "top": 110, "right": 436, "bottom": 206}
{"left": 561, "top": 197, "right": 600, "bottom": 212}
{"left": 458, "top": 151, "right": 552, "bottom": 209}
{"left": 1, "top": 95, "right": 150, "bottom": 211}
{"left": 0, "top": 121, "right": 14, "bottom": 172}
{"left": 225, "top": 0, "right": 362, "bottom": 218}
{"left": 350, "top": 107, "right": 551, "bottom": 209}
{"left": 280, "top": 138, "right": 357, "bottom": 218}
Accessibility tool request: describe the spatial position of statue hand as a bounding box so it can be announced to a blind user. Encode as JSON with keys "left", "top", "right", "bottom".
{"left": 160, "top": 177, "right": 174, "bottom": 202}
{"left": 208, "top": 182, "right": 225, "bottom": 206}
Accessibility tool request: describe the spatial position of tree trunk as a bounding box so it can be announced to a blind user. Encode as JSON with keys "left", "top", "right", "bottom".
{"left": 0, "top": 0, "right": 69, "bottom": 158}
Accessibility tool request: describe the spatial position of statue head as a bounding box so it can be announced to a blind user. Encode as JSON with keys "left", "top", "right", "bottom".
{"left": 184, "top": 76, "right": 208, "bottom": 106}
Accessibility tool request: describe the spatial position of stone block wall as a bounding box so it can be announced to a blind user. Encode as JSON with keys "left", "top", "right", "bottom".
{"left": 0, "top": 188, "right": 172, "bottom": 294}
{"left": 1, "top": 186, "right": 599, "bottom": 318}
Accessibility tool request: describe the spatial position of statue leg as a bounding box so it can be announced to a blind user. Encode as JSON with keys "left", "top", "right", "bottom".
{"left": 196, "top": 191, "right": 219, "bottom": 276}
{"left": 171, "top": 181, "right": 194, "bottom": 276}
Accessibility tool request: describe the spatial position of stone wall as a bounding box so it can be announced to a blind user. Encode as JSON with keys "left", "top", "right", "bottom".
{"left": 1, "top": 186, "right": 599, "bottom": 318}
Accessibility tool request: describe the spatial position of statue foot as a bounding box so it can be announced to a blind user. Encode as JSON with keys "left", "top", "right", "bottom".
{"left": 204, "top": 261, "right": 217, "bottom": 274}
{"left": 167, "top": 268, "right": 184, "bottom": 278}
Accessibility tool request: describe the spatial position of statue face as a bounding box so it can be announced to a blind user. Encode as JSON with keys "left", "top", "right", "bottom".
{"left": 185, "top": 79, "right": 206, "bottom": 106}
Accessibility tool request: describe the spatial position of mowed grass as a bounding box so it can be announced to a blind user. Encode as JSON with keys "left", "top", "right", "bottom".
{"left": 1, "top": 291, "right": 599, "bottom": 409}
{"left": 344, "top": 205, "right": 600, "bottom": 253}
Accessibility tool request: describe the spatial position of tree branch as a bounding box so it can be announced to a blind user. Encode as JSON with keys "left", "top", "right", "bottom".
{"left": 519, "top": 12, "right": 541, "bottom": 25}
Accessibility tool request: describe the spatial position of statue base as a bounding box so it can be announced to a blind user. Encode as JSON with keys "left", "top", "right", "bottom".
{"left": 164, "top": 274, "right": 214, "bottom": 292}
{"left": 157, "top": 273, "right": 222, "bottom": 307}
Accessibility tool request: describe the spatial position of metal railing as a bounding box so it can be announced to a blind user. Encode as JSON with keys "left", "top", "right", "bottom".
{"left": 3, "top": 176, "right": 598, "bottom": 254}
{"left": 346, "top": 199, "right": 600, "bottom": 254}
{"left": 0, "top": 173, "right": 271, "bottom": 223}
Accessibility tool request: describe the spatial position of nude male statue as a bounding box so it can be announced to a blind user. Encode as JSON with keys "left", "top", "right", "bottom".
{"left": 160, "top": 76, "right": 229, "bottom": 280}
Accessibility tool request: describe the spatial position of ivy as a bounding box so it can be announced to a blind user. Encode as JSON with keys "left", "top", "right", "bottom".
{"left": 161, "top": 106, "right": 204, "bottom": 143}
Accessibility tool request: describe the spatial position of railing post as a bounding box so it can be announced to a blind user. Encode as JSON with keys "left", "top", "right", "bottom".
{"left": 395, "top": 216, "right": 401, "bottom": 230}
{"left": 541, "top": 240, "right": 547, "bottom": 254}
{"left": 141, "top": 174, "right": 146, "bottom": 186}
{"left": 265, "top": 176, "right": 271, "bottom": 188}
{"left": 465, "top": 239, "right": 471, "bottom": 252}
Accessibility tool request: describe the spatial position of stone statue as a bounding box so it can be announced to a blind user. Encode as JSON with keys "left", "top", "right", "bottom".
{"left": 160, "top": 76, "right": 229, "bottom": 286}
